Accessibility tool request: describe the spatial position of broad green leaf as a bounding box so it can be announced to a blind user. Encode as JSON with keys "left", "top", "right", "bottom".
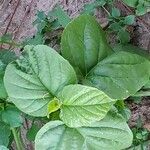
{"left": 61, "top": 15, "right": 113, "bottom": 76}
{"left": 144, "top": 80, "right": 150, "bottom": 89}
{"left": 84, "top": 51, "right": 150, "bottom": 99}
{"left": 4, "top": 45, "right": 77, "bottom": 116}
{"left": 113, "top": 44, "right": 150, "bottom": 60}
{"left": 57, "top": 84, "right": 116, "bottom": 127}
{"left": 1, "top": 106, "right": 23, "bottom": 127}
{"left": 0, "top": 122, "right": 11, "bottom": 146}
{"left": 35, "top": 111, "right": 133, "bottom": 150}
{"left": 0, "top": 145, "right": 9, "bottom": 150}
{"left": 123, "top": 0, "right": 138, "bottom": 7}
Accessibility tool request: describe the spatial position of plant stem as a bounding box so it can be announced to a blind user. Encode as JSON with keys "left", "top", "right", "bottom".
{"left": 102, "top": 6, "right": 111, "bottom": 16}
{"left": 11, "top": 128, "right": 24, "bottom": 150}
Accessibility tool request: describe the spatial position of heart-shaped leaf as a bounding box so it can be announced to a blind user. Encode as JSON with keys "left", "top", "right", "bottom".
{"left": 4, "top": 45, "right": 77, "bottom": 116}
{"left": 57, "top": 84, "right": 116, "bottom": 127}
{"left": 84, "top": 51, "right": 150, "bottom": 99}
{"left": 35, "top": 111, "right": 133, "bottom": 150}
{"left": 61, "top": 15, "right": 113, "bottom": 76}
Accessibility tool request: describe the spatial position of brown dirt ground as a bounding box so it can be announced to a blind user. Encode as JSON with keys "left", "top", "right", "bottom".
{"left": 0, "top": 0, "right": 150, "bottom": 149}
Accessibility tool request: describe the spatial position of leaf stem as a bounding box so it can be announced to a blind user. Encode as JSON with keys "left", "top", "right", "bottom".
{"left": 102, "top": 6, "right": 111, "bottom": 16}
{"left": 133, "top": 91, "right": 150, "bottom": 97}
{"left": 11, "top": 128, "right": 24, "bottom": 150}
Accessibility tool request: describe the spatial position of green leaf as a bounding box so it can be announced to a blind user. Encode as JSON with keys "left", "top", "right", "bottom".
{"left": 0, "top": 122, "right": 11, "bottom": 147}
{"left": 144, "top": 80, "right": 150, "bottom": 89}
{"left": 82, "top": 2, "right": 96, "bottom": 14}
{"left": 0, "top": 72, "right": 7, "bottom": 99}
{"left": 124, "top": 15, "right": 135, "bottom": 25}
{"left": 0, "top": 49, "right": 17, "bottom": 68}
{"left": 84, "top": 51, "right": 150, "bottom": 99}
{"left": 27, "top": 124, "right": 40, "bottom": 141}
{"left": 109, "top": 22, "right": 122, "bottom": 31}
{"left": 0, "top": 145, "right": 9, "bottom": 150}
{"left": 1, "top": 106, "right": 23, "bottom": 127}
{"left": 118, "top": 29, "right": 130, "bottom": 44}
{"left": 111, "top": 7, "right": 121, "bottom": 18}
{"left": 47, "top": 97, "right": 61, "bottom": 117}
{"left": 0, "top": 34, "right": 12, "bottom": 43}
{"left": 123, "top": 0, "right": 138, "bottom": 7}
{"left": 0, "top": 50, "right": 17, "bottom": 99}
{"left": 37, "top": 21, "right": 46, "bottom": 33}
{"left": 49, "top": 6, "right": 71, "bottom": 27}
{"left": 22, "top": 33, "right": 44, "bottom": 46}
{"left": 36, "top": 11, "right": 46, "bottom": 21}
{"left": 61, "top": 14, "right": 113, "bottom": 76}
{"left": 57, "top": 84, "right": 116, "bottom": 127}
{"left": 35, "top": 111, "right": 133, "bottom": 150}
{"left": 136, "top": 3, "right": 147, "bottom": 16}
{"left": 4, "top": 45, "right": 77, "bottom": 116}
{"left": 113, "top": 44, "right": 150, "bottom": 61}
{"left": 82, "top": 1, "right": 106, "bottom": 14}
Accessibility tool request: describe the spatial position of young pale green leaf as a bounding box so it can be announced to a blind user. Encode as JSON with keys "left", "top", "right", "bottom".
{"left": 47, "top": 97, "right": 61, "bottom": 117}
{"left": 84, "top": 51, "right": 150, "bottom": 99}
{"left": 4, "top": 45, "right": 77, "bottom": 116}
{"left": 0, "top": 145, "right": 9, "bottom": 150}
{"left": 57, "top": 84, "right": 116, "bottom": 127}
{"left": 0, "top": 122, "right": 11, "bottom": 147}
{"left": 1, "top": 106, "right": 23, "bottom": 127}
{"left": 61, "top": 15, "right": 113, "bottom": 76}
{"left": 35, "top": 111, "right": 133, "bottom": 150}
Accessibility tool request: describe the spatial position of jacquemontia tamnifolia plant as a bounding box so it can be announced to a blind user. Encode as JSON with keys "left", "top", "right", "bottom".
{"left": 2, "top": 15, "right": 150, "bottom": 150}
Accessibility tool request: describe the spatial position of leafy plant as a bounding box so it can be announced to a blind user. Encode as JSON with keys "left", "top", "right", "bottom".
{"left": 0, "top": 50, "right": 24, "bottom": 149}
{"left": 23, "top": 6, "right": 71, "bottom": 46}
{"left": 129, "top": 117, "right": 150, "bottom": 149}
{"left": 123, "top": 0, "right": 150, "bottom": 16}
{"left": 3, "top": 15, "right": 150, "bottom": 150}
{"left": 83, "top": 1, "right": 136, "bottom": 44}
